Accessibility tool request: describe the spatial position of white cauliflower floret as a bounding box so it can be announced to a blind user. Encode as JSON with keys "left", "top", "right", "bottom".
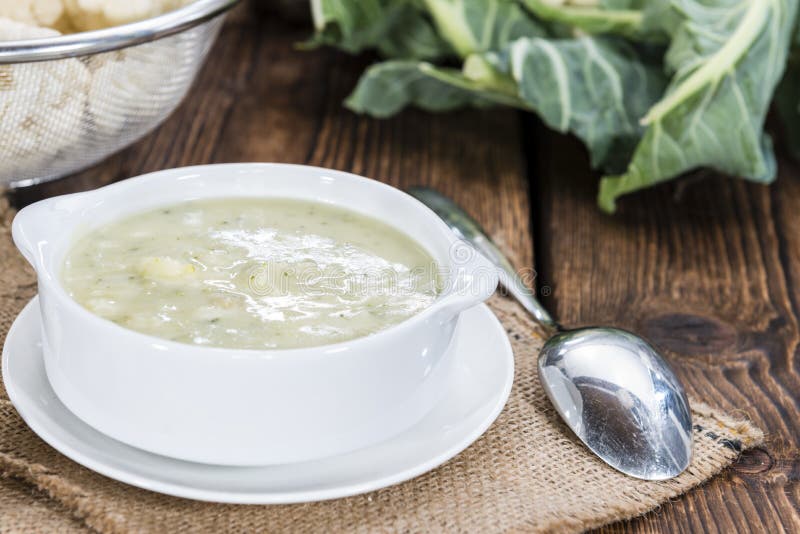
{"left": 138, "top": 256, "right": 196, "bottom": 280}
{"left": 0, "top": 18, "right": 89, "bottom": 178}
{"left": 64, "top": 0, "right": 190, "bottom": 31}
{"left": 0, "top": 0, "right": 193, "bottom": 33}
{"left": 0, "top": 13, "right": 59, "bottom": 38}
{"left": 0, "top": 0, "right": 70, "bottom": 32}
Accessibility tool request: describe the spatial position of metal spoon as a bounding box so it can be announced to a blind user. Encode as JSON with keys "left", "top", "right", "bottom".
{"left": 409, "top": 187, "right": 693, "bottom": 480}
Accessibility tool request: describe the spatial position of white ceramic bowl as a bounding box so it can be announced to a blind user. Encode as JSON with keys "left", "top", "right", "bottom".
{"left": 12, "top": 164, "right": 498, "bottom": 466}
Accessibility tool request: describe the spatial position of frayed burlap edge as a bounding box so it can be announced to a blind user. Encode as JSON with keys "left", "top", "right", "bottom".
{"left": 0, "top": 202, "right": 765, "bottom": 533}
{"left": 0, "top": 396, "right": 763, "bottom": 534}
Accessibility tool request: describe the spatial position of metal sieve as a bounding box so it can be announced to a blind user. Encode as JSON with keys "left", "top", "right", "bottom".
{"left": 0, "top": 0, "right": 239, "bottom": 188}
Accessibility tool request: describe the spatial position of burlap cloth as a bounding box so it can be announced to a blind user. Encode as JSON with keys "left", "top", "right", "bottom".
{"left": 0, "top": 199, "right": 763, "bottom": 533}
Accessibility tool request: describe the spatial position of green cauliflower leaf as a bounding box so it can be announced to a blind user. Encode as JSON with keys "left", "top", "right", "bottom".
{"left": 598, "top": 0, "right": 798, "bottom": 212}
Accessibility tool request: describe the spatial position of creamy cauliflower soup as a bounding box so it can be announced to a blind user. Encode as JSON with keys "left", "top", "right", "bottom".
{"left": 61, "top": 198, "right": 440, "bottom": 349}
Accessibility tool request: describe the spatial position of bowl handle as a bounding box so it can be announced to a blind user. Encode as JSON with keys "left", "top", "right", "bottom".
{"left": 11, "top": 195, "right": 83, "bottom": 268}
{"left": 434, "top": 244, "right": 499, "bottom": 324}
{"left": 11, "top": 204, "right": 47, "bottom": 267}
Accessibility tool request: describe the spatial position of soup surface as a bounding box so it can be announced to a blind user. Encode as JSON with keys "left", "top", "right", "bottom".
{"left": 62, "top": 198, "right": 440, "bottom": 349}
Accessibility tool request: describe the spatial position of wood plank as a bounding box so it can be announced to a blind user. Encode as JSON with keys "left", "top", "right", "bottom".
{"left": 16, "top": 1, "right": 797, "bottom": 529}
{"left": 527, "top": 118, "right": 800, "bottom": 533}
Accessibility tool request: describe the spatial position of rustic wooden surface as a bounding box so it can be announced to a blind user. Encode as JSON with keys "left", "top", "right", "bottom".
{"left": 9, "top": 4, "right": 800, "bottom": 532}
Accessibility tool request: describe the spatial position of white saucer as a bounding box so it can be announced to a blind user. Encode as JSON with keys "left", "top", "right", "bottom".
{"left": 2, "top": 298, "right": 514, "bottom": 504}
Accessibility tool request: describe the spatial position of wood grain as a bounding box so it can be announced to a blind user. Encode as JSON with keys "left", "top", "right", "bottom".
{"left": 527, "top": 119, "right": 800, "bottom": 533}
{"left": 9, "top": 2, "right": 800, "bottom": 531}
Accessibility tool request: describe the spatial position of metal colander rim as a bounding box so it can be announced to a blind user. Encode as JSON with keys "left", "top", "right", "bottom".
{"left": 0, "top": 0, "right": 240, "bottom": 64}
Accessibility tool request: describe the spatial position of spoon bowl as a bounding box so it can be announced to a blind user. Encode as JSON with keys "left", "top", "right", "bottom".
{"left": 539, "top": 327, "right": 692, "bottom": 480}
{"left": 409, "top": 187, "right": 693, "bottom": 480}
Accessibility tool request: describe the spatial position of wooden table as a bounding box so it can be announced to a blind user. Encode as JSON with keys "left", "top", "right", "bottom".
{"left": 10, "top": 5, "right": 800, "bottom": 532}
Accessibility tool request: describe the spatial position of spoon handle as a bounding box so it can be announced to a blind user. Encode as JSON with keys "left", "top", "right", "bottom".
{"left": 408, "top": 187, "right": 559, "bottom": 331}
